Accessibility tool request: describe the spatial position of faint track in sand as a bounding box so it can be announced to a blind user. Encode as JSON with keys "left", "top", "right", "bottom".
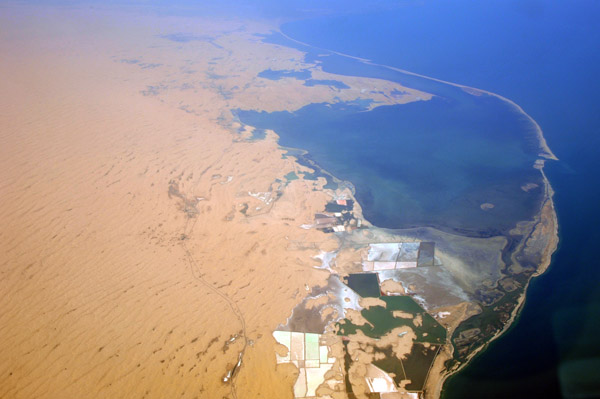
{"left": 181, "top": 237, "right": 248, "bottom": 399}
{"left": 170, "top": 155, "right": 248, "bottom": 399}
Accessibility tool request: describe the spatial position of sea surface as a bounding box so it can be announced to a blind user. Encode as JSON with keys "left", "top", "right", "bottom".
{"left": 245, "top": 1, "right": 600, "bottom": 397}
{"left": 239, "top": 55, "right": 544, "bottom": 236}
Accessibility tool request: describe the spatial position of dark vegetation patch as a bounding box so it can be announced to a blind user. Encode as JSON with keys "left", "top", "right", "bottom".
{"left": 372, "top": 343, "right": 440, "bottom": 391}
{"left": 338, "top": 296, "right": 446, "bottom": 344}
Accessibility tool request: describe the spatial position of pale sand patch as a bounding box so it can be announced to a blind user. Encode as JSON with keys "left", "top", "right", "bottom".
{"left": 480, "top": 203, "right": 495, "bottom": 210}
{"left": 521, "top": 182, "right": 539, "bottom": 192}
{"left": 376, "top": 327, "right": 416, "bottom": 360}
{"left": 334, "top": 246, "right": 365, "bottom": 274}
{"left": 321, "top": 306, "right": 338, "bottom": 322}
{"left": 359, "top": 297, "right": 387, "bottom": 309}
{"left": 346, "top": 309, "right": 371, "bottom": 326}
{"left": 392, "top": 311, "right": 413, "bottom": 319}
{"left": 413, "top": 314, "right": 423, "bottom": 328}
{"left": 305, "top": 295, "right": 330, "bottom": 310}
{"left": 430, "top": 302, "right": 481, "bottom": 331}
{"left": 344, "top": 328, "right": 416, "bottom": 399}
{"left": 381, "top": 279, "right": 406, "bottom": 295}
{"left": 0, "top": 3, "right": 427, "bottom": 397}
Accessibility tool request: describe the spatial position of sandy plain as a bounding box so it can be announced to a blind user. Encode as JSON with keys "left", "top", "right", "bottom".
{"left": 0, "top": 4, "right": 436, "bottom": 399}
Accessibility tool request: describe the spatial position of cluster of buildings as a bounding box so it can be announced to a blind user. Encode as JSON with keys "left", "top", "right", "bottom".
{"left": 313, "top": 199, "right": 361, "bottom": 233}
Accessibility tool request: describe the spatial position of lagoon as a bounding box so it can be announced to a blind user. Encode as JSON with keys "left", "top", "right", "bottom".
{"left": 271, "top": 2, "right": 600, "bottom": 397}
{"left": 238, "top": 66, "right": 544, "bottom": 236}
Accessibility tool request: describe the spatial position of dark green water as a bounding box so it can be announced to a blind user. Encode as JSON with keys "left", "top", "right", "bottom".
{"left": 345, "top": 273, "right": 380, "bottom": 298}
{"left": 338, "top": 296, "right": 447, "bottom": 344}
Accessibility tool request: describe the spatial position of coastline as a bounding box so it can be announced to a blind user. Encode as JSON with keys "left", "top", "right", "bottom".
{"left": 266, "top": 123, "right": 559, "bottom": 398}
{"left": 0, "top": 4, "right": 563, "bottom": 397}
{"left": 432, "top": 172, "right": 559, "bottom": 398}
{"left": 374, "top": 67, "right": 558, "bottom": 162}
{"left": 276, "top": 27, "right": 560, "bottom": 399}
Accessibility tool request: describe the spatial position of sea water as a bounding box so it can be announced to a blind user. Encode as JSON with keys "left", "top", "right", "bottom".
{"left": 246, "top": 1, "right": 600, "bottom": 397}
{"left": 238, "top": 62, "right": 544, "bottom": 236}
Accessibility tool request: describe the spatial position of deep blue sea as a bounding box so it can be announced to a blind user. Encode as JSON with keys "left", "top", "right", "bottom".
{"left": 244, "top": 1, "right": 600, "bottom": 397}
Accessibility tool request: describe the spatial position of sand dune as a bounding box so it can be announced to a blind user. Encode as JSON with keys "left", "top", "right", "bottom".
{"left": 0, "top": 5, "right": 330, "bottom": 398}
{"left": 0, "top": 3, "right": 454, "bottom": 398}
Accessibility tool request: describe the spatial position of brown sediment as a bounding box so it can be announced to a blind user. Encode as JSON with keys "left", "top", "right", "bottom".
{"left": 346, "top": 309, "right": 372, "bottom": 326}
{"left": 359, "top": 297, "right": 388, "bottom": 309}
{"left": 345, "top": 328, "right": 417, "bottom": 399}
{"left": 392, "top": 311, "right": 413, "bottom": 319}
{"left": 334, "top": 246, "right": 366, "bottom": 274}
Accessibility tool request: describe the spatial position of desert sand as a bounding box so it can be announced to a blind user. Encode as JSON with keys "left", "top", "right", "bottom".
{"left": 0, "top": 4, "right": 431, "bottom": 399}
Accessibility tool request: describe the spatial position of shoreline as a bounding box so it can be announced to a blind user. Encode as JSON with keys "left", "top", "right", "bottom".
{"left": 374, "top": 66, "right": 558, "bottom": 162}
{"left": 433, "top": 172, "right": 559, "bottom": 398}
{"left": 0, "top": 5, "right": 565, "bottom": 398}
{"left": 272, "top": 125, "right": 559, "bottom": 398}
{"left": 276, "top": 27, "right": 560, "bottom": 399}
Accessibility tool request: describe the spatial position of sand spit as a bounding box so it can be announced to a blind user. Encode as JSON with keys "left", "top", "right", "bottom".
{"left": 375, "top": 68, "right": 558, "bottom": 161}
{"left": 278, "top": 29, "right": 558, "bottom": 161}
{"left": 425, "top": 174, "right": 559, "bottom": 399}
